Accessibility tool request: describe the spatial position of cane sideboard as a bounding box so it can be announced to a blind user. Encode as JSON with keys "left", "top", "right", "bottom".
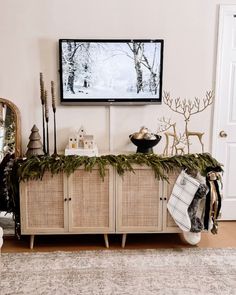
{"left": 20, "top": 165, "right": 181, "bottom": 249}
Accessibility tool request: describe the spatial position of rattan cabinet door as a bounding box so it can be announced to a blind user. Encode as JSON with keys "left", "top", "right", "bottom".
{"left": 162, "top": 171, "right": 181, "bottom": 232}
{"left": 116, "top": 166, "right": 162, "bottom": 232}
{"left": 68, "top": 167, "right": 115, "bottom": 233}
{"left": 20, "top": 172, "right": 68, "bottom": 234}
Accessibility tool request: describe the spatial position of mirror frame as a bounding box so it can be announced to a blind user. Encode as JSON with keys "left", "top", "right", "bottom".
{"left": 0, "top": 98, "right": 21, "bottom": 157}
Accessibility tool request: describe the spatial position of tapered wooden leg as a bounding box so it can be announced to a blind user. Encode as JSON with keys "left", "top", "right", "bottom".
{"left": 104, "top": 234, "right": 109, "bottom": 248}
{"left": 122, "top": 234, "right": 127, "bottom": 248}
{"left": 30, "top": 235, "right": 35, "bottom": 249}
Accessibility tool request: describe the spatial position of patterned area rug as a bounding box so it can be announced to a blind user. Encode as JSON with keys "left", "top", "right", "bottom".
{"left": 1, "top": 248, "right": 236, "bottom": 295}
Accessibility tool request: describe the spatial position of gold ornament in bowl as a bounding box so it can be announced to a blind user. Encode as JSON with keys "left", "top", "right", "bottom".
{"left": 139, "top": 126, "right": 149, "bottom": 134}
{"left": 130, "top": 126, "right": 162, "bottom": 153}
{"left": 132, "top": 132, "right": 144, "bottom": 139}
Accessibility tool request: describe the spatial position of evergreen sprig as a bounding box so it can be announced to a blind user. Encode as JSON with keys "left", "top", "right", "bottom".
{"left": 3, "top": 152, "right": 222, "bottom": 229}
{"left": 16, "top": 153, "right": 223, "bottom": 182}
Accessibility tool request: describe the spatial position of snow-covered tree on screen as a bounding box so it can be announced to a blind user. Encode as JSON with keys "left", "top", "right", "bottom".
{"left": 61, "top": 40, "right": 162, "bottom": 100}
{"left": 142, "top": 43, "right": 160, "bottom": 95}
{"left": 127, "top": 42, "right": 144, "bottom": 94}
{"left": 62, "top": 42, "right": 105, "bottom": 95}
{"left": 125, "top": 42, "right": 160, "bottom": 95}
{"left": 81, "top": 43, "right": 91, "bottom": 88}
{"left": 62, "top": 41, "right": 81, "bottom": 94}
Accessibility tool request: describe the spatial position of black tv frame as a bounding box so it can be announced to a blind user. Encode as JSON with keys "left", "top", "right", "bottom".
{"left": 59, "top": 39, "right": 164, "bottom": 105}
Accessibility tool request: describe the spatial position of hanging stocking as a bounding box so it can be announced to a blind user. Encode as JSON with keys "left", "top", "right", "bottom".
{"left": 188, "top": 183, "right": 208, "bottom": 232}
{"left": 204, "top": 168, "right": 222, "bottom": 234}
{"left": 167, "top": 170, "right": 200, "bottom": 231}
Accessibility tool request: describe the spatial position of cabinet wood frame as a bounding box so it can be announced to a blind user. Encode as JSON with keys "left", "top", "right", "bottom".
{"left": 20, "top": 166, "right": 181, "bottom": 239}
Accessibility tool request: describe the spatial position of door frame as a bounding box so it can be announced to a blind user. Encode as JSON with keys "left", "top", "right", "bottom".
{"left": 212, "top": 5, "right": 236, "bottom": 220}
{"left": 212, "top": 5, "right": 236, "bottom": 155}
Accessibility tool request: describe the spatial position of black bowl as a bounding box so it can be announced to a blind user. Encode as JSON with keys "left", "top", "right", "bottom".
{"left": 129, "top": 134, "right": 162, "bottom": 153}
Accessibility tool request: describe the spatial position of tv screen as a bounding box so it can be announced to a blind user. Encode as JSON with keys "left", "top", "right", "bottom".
{"left": 59, "top": 39, "right": 164, "bottom": 105}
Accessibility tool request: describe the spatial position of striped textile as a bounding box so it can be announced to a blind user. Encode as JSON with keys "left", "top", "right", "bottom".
{"left": 167, "top": 171, "right": 200, "bottom": 231}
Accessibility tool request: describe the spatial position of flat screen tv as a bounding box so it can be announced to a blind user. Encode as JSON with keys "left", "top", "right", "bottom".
{"left": 59, "top": 39, "right": 164, "bottom": 105}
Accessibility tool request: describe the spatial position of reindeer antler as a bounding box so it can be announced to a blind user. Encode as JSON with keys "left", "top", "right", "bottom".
{"left": 191, "top": 90, "right": 214, "bottom": 115}
{"left": 175, "top": 132, "right": 188, "bottom": 146}
{"left": 157, "top": 116, "right": 175, "bottom": 133}
{"left": 163, "top": 92, "right": 185, "bottom": 115}
{"left": 163, "top": 90, "right": 214, "bottom": 120}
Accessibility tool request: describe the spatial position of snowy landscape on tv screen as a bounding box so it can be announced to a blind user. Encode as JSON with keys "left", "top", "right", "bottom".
{"left": 60, "top": 40, "right": 163, "bottom": 100}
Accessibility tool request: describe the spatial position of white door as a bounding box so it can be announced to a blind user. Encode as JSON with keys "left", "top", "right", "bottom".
{"left": 213, "top": 5, "right": 236, "bottom": 220}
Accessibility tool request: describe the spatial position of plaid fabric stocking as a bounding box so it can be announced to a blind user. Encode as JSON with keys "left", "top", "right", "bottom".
{"left": 167, "top": 170, "right": 200, "bottom": 231}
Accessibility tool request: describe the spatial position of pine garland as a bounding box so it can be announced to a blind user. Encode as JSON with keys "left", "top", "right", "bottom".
{"left": 16, "top": 153, "right": 222, "bottom": 182}
{"left": 2, "top": 152, "right": 222, "bottom": 234}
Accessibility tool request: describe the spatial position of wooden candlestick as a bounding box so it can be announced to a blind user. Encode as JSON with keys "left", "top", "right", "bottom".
{"left": 40, "top": 73, "right": 46, "bottom": 154}
{"left": 51, "top": 81, "right": 58, "bottom": 156}
{"left": 44, "top": 90, "right": 49, "bottom": 155}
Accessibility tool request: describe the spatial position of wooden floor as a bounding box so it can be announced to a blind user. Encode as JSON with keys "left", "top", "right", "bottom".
{"left": 2, "top": 221, "right": 236, "bottom": 253}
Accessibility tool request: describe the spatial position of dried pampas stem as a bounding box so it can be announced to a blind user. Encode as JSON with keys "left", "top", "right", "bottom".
{"left": 51, "top": 81, "right": 56, "bottom": 112}
{"left": 40, "top": 73, "right": 45, "bottom": 105}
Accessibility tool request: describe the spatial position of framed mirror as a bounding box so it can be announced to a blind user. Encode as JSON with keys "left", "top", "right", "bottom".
{"left": 0, "top": 98, "right": 21, "bottom": 236}
{"left": 0, "top": 98, "right": 21, "bottom": 160}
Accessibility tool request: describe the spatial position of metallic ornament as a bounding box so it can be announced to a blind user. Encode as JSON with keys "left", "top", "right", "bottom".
{"left": 143, "top": 133, "right": 151, "bottom": 140}
{"left": 131, "top": 132, "right": 144, "bottom": 139}
{"left": 139, "top": 126, "right": 149, "bottom": 134}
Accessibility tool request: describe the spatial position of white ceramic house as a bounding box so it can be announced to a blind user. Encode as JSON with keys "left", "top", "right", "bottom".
{"left": 69, "top": 127, "right": 88, "bottom": 149}
{"left": 82, "top": 135, "right": 94, "bottom": 149}
{"left": 67, "top": 126, "right": 96, "bottom": 153}
{"left": 68, "top": 136, "right": 78, "bottom": 149}
{"left": 77, "top": 126, "right": 86, "bottom": 147}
